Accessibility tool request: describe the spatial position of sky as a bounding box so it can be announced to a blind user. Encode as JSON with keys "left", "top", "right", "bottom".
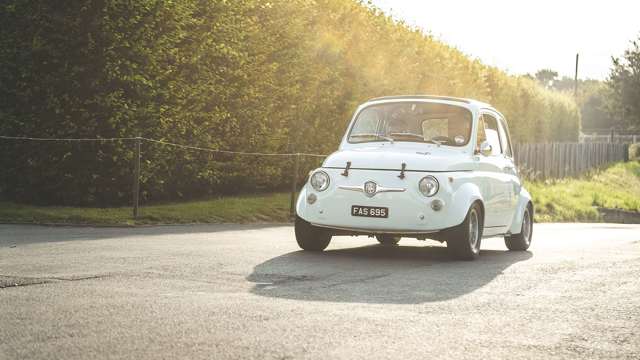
{"left": 370, "top": 0, "right": 640, "bottom": 80}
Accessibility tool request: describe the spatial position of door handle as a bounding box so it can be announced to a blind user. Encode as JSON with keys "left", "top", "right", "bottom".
{"left": 503, "top": 166, "right": 514, "bottom": 173}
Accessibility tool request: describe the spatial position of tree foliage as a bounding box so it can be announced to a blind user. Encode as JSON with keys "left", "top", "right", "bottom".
{"left": 0, "top": 0, "right": 581, "bottom": 205}
{"left": 607, "top": 36, "right": 640, "bottom": 131}
{"left": 534, "top": 69, "right": 559, "bottom": 89}
{"left": 545, "top": 75, "right": 615, "bottom": 131}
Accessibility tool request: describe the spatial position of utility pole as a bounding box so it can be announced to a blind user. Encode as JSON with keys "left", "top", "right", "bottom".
{"left": 574, "top": 53, "right": 579, "bottom": 99}
{"left": 132, "top": 137, "right": 141, "bottom": 218}
{"left": 574, "top": 53, "right": 581, "bottom": 137}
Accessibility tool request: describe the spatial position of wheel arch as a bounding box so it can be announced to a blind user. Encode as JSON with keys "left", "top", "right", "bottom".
{"left": 472, "top": 198, "right": 486, "bottom": 227}
{"left": 450, "top": 181, "right": 485, "bottom": 227}
{"left": 295, "top": 186, "right": 311, "bottom": 221}
{"left": 508, "top": 187, "right": 533, "bottom": 234}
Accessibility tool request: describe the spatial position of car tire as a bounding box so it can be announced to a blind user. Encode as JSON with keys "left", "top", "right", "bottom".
{"left": 505, "top": 205, "right": 533, "bottom": 251}
{"left": 295, "top": 216, "right": 332, "bottom": 251}
{"left": 376, "top": 235, "right": 400, "bottom": 246}
{"left": 446, "top": 202, "right": 483, "bottom": 260}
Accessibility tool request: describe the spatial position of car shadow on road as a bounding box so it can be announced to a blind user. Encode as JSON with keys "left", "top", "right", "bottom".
{"left": 247, "top": 243, "right": 532, "bottom": 304}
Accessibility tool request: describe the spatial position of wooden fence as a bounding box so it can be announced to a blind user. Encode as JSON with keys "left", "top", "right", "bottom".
{"left": 512, "top": 143, "right": 629, "bottom": 180}
{"left": 580, "top": 133, "right": 640, "bottom": 144}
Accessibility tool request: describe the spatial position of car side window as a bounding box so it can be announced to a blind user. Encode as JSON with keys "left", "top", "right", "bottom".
{"left": 476, "top": 116, "right": 487, "bottom": 152}
{"left": 480, "top": 114, "right": 502, "bottom": 156}
{"left": 497, "top": 117, "right": 513, "bottom": 157}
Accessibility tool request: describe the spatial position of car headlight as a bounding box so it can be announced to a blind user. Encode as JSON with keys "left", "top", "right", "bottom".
{"left": 310, "top": 171, "right": 330, "bottom": 192}
{"left": 418, "top": 176, "right": 439, "bottom": 197}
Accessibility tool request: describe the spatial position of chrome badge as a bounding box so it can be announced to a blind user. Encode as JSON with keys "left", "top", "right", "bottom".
{"left": 364, "top": 181, "right": 377, "bottom": 197}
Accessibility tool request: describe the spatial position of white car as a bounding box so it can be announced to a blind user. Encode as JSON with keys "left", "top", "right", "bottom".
{"left": 295, "top": 95, "right": 533, "bottom": 260}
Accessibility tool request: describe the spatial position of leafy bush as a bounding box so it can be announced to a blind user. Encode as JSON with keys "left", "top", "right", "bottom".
{"left": 0, "top": 0, "right": 580, "bottom": 205}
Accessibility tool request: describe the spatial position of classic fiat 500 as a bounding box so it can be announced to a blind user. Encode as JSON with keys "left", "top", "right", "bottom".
{"left": 295, "top": 95, "right": 533, "bottom": 260}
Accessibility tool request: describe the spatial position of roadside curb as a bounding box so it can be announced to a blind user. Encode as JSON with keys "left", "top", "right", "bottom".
{"left": 0, "top": 221, "right": 136, "bottom": 228}
{"left": 0, "top": 221, "right": 294, "bottom": 228}
{"left": 597, "top": 207, "right": 640, "bottom": 224}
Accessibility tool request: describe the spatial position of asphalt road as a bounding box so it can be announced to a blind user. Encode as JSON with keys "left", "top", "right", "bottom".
{"left": 1, "top": 223, "right": 639, "bottom": 359}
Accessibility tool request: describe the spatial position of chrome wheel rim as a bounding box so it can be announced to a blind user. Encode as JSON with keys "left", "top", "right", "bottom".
{"left": 522, "top": 208, "right": 531, "bottom": 245}
{"left": 468, "top": 208, "right": 479, "bottom": 251}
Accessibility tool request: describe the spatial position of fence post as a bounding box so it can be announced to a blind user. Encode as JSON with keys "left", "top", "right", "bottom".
{"left": 132, "top": 137, "right": 141, "bottom": 218}
{"left": 548, "top": 143, "right": 553, "bottom": 179}
{"left": 559, "top": 143, "right": 564, "bottom": 178}
{"left": 568, "top": 143, "right": 574, "bottom": 177}
{"left": 579, "top": 143, "right": 584, "bottom": 176}
{"left": 585, "top": 143, "right": 590, "bottom": 175}
{"left": 530, "top": 144, "right": 536, "bottom": 179}
{"left": 289, "top": 153, "right": 301, "bottom": 218}
{"left": 568, "top": 143, "right": 573, "bottom": 177}
{"left": 542, "top": 144, "right": 548, "bottom": 180}
{"left": 537, "top": 143, "right": 543, "bottom": 180}
{"left": 550, "top": 143, "right": 556, "bottom": 179}
{"left": 608, "top": 143, "right": 612, "bottom": 164}
{"left": 585, "top": 143, "right": 595, "bottom": 172}
{"left": 551, "top": 143, "right": 556, "bottom": 179}
{"left": 558, "top": 143, "right": 564, "bottom": 178}
{"left": 587, "top": 143, "right": 591, "bottom": 173}
{"left": 575, "top": 143, "right": 579, "bottom": 176}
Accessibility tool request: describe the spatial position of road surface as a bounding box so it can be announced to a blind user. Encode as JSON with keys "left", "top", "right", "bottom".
{"left": 1, "top": 223, "right": 639, "bottom": 359}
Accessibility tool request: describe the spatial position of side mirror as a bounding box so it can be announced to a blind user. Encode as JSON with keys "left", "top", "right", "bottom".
{"left": 476, "top": 141, "right": 492, "bottom": 156}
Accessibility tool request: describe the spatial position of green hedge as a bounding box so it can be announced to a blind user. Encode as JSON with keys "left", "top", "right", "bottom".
{"left": 0, "top": 0, "right": 580, "bottom": 205}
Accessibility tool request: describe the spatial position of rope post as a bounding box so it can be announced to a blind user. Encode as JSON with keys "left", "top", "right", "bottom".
{"left": 132, "top": 137, "right": 141, "bottom": 218}
{"left": 289, "top": 153, "right": 300, "bottom": 219}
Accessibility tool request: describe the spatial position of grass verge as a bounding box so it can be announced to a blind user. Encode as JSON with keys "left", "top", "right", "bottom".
{"left": 1, "top": 162, "right": 639, "bottom": 226}
{"left": 0, "top": 193, "right": 291, "bottom": 226}
{"left": 526, "top": 161, "right": 640, "bottom": 222}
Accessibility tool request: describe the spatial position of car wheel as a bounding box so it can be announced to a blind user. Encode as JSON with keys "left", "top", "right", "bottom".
{"left": 376, "top": 235, "right": 400, "bottom": 246}
{"left": 446, "top": 202, "right": 483, "bottom": 260}
{"left": 505, "top": 205, "right": 533, "bottom": 251}
{"left": 295, "top": 216, "right": 331, "bottom": 251}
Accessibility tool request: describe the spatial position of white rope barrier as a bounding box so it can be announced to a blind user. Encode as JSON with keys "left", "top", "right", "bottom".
{"left": 0, "top": 135, "right": 138, "bottom": 141}
{"left": 0, "top": 135, "right": 327, "bottom": 158}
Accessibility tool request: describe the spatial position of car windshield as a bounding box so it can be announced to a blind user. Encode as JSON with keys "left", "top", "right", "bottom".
{"left": 348, "top": 102, "right": 473, "bottom": 146}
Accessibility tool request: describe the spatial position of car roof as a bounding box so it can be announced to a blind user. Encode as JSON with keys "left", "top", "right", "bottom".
{"left": 365, "top": 95, "right": 494, "bottom": 111}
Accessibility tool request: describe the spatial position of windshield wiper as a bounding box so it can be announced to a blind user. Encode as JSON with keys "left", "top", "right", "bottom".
{"left": 350, "top": 133, "right": 394, "bottom": 143}
{"left": 389, "top": 132, "right": 424, "bottom": 140}
{"left": 425, "top": 138, "right": 443, "bottom": 145}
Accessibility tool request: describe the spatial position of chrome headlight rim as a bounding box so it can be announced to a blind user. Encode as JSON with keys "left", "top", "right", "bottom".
{"left": 418, "top": 175, "right": 439, "bottom": 197}
{"left": 310, "top": 170, "right": 330, "bottom": 192}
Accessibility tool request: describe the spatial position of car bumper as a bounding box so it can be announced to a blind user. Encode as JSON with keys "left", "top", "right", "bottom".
{"left": 296, "top": 168, "right": 472, "bottom": 233}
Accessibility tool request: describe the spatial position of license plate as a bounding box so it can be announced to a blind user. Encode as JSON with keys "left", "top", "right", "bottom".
{"left": 351, "top": 205, "right": 389, "bottom": 218}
